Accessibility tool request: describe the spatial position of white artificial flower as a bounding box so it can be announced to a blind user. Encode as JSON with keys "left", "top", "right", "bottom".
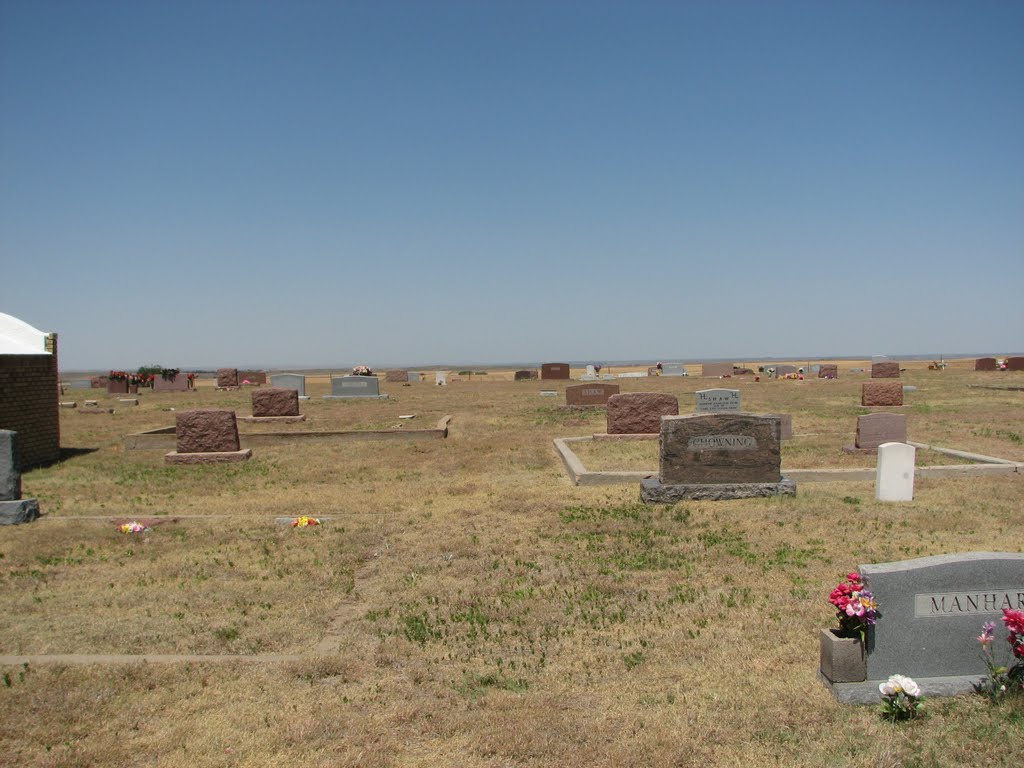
{"left": 879, "top": 674, "right": 920, "bottom": 697}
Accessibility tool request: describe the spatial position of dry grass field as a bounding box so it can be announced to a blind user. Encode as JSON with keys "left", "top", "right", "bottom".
{"left": 1, "top": 358, "right": 1022, "bottom": 767}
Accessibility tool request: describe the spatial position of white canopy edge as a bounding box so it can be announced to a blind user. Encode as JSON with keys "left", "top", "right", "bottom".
{"left": 0, "top": 312, "right": 51, "bottom": 355}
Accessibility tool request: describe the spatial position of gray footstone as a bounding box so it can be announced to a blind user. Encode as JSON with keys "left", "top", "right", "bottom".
{"left": 0, "top": 499, "right": 40, "bottom": 525}
{"left": 0, "top": 430, "right": 20, "bottom": 501}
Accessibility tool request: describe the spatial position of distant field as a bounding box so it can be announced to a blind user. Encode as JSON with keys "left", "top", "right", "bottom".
{"left": 2, "top": 357, "right": 1022, "bottom": 766}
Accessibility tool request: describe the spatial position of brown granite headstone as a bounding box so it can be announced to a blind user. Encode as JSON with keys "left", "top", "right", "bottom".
{"left": 106, "top": 379, "right": 128, "bottom": 395}
{"left": 176, "top": 409, "right": 240, "bottom": 453}
{"left": 606, "top": 393, "right": 679, "bottom": 434}
{"left": 514, "top": 369, "right": 538, "bottom": 381}
{"left": 217, "top": 368, "right": 239, "bottom": 387}
{"left": 385, "top": 370, "right": 408, "bottom": 383}
{"left": 252, "top": 388, "right": 300, "bottom": 417}
{"left": 855, "top": 413, "right": 907, "bottom": 450}
{"left": 238, "top": 370, "right": 267, "bottom": 385}
{"left": 1006, "top": 357, "right": 1024, "bottom": 371}
{"left": 871, "top": 361, "right": 901, "bottom": 378}
{"left": 818, "top": 364, "right": 838, "bottom": 379}
{"left": 862, "top": 381, "right": 904, "bottom": 407}
{"left": 566, "top": 383, "right": 619, "bottom": 407}
{"left": 974, "top": 358, "right": 998, "bottom": 371}
{"left": 659, "top": 413, "right": 783, "bottom": 485}
{"left": 540, "top": 363, "right": 570, "bottom": 380}
{"left": 153, "top": 373, "right": 189, "bottom": 392}
{"left": 701, "top": 362, "right": 734, "bottom": 378}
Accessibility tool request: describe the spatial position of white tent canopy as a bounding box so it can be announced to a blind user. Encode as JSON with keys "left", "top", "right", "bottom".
{"left": 0, "top": 313, "right": 51, "bottom": 355}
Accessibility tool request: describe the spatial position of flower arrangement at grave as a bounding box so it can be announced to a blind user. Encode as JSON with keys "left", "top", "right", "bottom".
{"left": 352, "top": 365, "right": 373, "bottom": 376}
{"left": 160, "top": 367, "right": 180, "bottom": 380}
{"left": 290, "top": 516, "right": 321, "bottom": 528}
{"left": 879, "top": 674, "right": 923, "bottom": 721}
{"left": 976, "top": 609, "right": 1024, "bottom": 700}
{"left": 108, "top": 370, "right": 128, "bottom": 382}
{"left": 828, "top": 572, "right": 879, "bottom": 642}
{"left": 118, "top": 521, "right": 149, "bottom": 534}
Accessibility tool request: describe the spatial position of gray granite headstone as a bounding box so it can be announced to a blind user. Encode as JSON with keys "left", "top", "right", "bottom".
{"left": 0, "top": 430, "right": 20, "bottom": 501}
{"left": 695, "top": 389, "right": 741, "bottom": 414}
{"left": 328, "top": 375, "right": 383, "bottom": 398}
{"left": 661, "top": 363, "right": 686, "bottom": 377}
{"left": 270, "top": 373, "right": 306, "bottom": 397}
{"left": 863, "top": 552, "right": 1024, "bottom": 681}
{"left": 407, "top": 371, "right": 421, "bottom": 382}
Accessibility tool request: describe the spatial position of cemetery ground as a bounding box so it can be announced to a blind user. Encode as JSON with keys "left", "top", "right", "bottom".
{"left": 1, "top": 360, "right": 1022, "bottom": 767}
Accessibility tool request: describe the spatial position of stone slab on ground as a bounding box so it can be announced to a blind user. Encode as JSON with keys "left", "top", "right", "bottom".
{"left": 165, "top": 449, "right": 253, "bottom": 465}
{"left": 239, "top": 415, "right": 307, "bottom": 423}
{"left": 0, "top": 499, "right": 40, "bottom": 525}
{"left": 79, "top": 407, "right": 115, "bottom": 414}
{"left": 640, "top": 476, "right": 796, "bottom": 502}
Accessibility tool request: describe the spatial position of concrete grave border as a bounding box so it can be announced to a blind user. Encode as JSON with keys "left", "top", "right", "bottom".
{"left": 554, "top": 436, "right": 1024, "bottom": 487}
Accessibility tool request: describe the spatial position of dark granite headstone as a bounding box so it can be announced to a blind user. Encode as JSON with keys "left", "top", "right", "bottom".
{"left": 974, "top": 358, "right": 998, "bottom": 372}
{"left": 540, "top": 363, "right": 570, "bottom": 380}
{"left": 565, "top": 383, "right": 619, "bottom": 407}
{"left": 1006, "top": 357, "right": 1024, "bottom": 371}
{"left": 659, "top": 413, "right": 783, "bottom": 485}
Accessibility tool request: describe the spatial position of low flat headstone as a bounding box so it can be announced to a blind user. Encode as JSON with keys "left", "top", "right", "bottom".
{"left": 701, "top": 362, "right": 734, "bottom": 378}
{"left": 661, "top": 363, "right": 686, "bottom": 377}
{"left": 606, "top": 393, "right": 678, "bottom": 434}
{"left": 270, "top": 373, "right": 306, "bottom": 397}
{"left": 871, "top": 361, "right": 901, "bottom": 379}
{"left": 850, "top": 367, "right": 864, "bottom": 373}
{"left": 514, "top": 369, "right": 538, "bottom": 381}
{"left": 59, "top": 401, "right": 77, "bottom": 408}
{"left": 566, "top": 383, "right": 619, "bottom": 407}
{"left": 818, "top": 364, "right": 839, "bottom": 379}
{"left": 974, "top": 357, "right": 998, "bottom": 372}
{"left": 862, "top": 381, "right": 904, "bottom": 407}
{"left": 330, "top": 376, "right": 380, "bottom": 397}
{"left": 876, "top": 442, "right": 915, "bottom": 501}
{"left": 861, "top": 552, "right": 1024, "bottom": 684}
{"left": 119, "top": 398, "right": 139, "bottom": 406}
{"left": 694, "top": 389, "right": 740, "bottom": 414}
{"left": 539, "top": 390, "right": 558, "bottom": 397}
{"left": 84, "top": 400, "right": 98, "bottom": 406}
{"left": 541, "top": 363, "right": 571, "bottom": 380}
{"left": 903, "top": 385, "right": 917, "bottom": 392}
{"left": 854, "top": 413, "right": 907, "bottom": 450}
{"left": 176, "top": 409, "right": 241, "bottom": 453}
{"left": 217, "top": 368, "right": 239, "bottom": 387}
{"left": 252, "top": 388, "right": 300, "bottom": 417}
{"left": 1006, "top": 357, "right": 1024, "bottom": 371}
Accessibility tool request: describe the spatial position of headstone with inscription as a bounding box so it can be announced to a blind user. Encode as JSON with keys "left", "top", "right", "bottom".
{"left": 324, "top": 376, "right": 388, "bottom": 399}
{"left": 661, "top": 363, "right": 686, "bottom": 377}
{"left": 270, "top": 373, "right": 306, "bottom": 398}
{"left": 565, "top": 383, "right": 619, "bottom": 407}
{"left": 641, "top": 413, "right": 795, "bottom": 502}
{"left": 541, "top": 363, "right": 571, "bottom": 380}
{"left": 823, "top": 552, "right": 1024, "bottom": 703}
{"left": 694, "top": 389, "right": 740, "bottom": 414}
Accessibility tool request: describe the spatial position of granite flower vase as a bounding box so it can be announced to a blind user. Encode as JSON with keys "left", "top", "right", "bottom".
{"left": 819, "top": 628, "right": 866, "bottom": 683}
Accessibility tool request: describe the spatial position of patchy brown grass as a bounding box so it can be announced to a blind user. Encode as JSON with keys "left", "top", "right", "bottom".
{"left": 1, "top": 358, "right": 1022, "bottom": 766}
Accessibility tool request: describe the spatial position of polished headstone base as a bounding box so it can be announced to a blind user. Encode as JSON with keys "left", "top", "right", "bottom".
{"left": 0, "top": 499, "right": 40, "bottom": 525}
{"left": 165, "top": 449, "right": 252, "bottom": 465}
{"left": 822, "top": 673, "right": 985, "bottom": 704}
{"left": 640, "top": 476, "right": 797, "bottom": 503}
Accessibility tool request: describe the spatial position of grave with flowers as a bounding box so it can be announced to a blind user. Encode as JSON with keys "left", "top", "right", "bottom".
{"left": 820, "top": 552, "right": 1024, "bottom": 703}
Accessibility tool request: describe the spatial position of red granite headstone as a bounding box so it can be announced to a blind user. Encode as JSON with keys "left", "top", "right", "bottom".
{"left": 974, "top": 358, "right": 998, "bottom": 371}
{"left": 566, "top": 383, "right": 619, "bottom": 407}
{"left": 217, "top": 368, "right": 239, "bottom": 387}
{"left": 871, "top": 362, "right": 901, "bottom": 378}
{"left": 862, "top": 381, "right": 904, "bottom": 407}
{"left": 818, "top": 365, "right": 839, "bottom": 379}
{"left": 1006, "top": 357, "right": 1024, "bottom": 371}
{"left": 540, "top": 363, "right": 570, "bottom": 380}
{"left": 606, "top": 393, "right": 679, "bottom": 434}
{"left": 252, "top": 388, "right": 300, "bottom": 417}
{"left": 855, "top": 413, "right": 907, "bottom": 450}
{"left": 176, "top": 409, "right": 240, "bottom": 453}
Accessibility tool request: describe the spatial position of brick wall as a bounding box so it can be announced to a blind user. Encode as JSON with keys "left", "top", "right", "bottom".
{"left": 0, "top": 333, "right": 60, "bottom": 468}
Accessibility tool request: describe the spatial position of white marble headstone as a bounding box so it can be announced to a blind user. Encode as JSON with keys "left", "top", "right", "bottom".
{"left": 876, "top": 442, "right": 915, "bottom": 501}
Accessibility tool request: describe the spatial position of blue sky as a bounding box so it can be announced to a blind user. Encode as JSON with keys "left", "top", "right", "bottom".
{"left": 2, "top": 1, "right": 1021, "bottom": 370}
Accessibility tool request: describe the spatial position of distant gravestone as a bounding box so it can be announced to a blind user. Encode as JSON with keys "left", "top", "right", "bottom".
{"left": 818, "top": 364, "right": 839, "bottom": 379}
{"left": 435, "top": 371, "right": 448, "bottom": 386}
{"left": 862, "top": 381, "right": 904, "bottom": 407}
{"left": 876, "top": 442, "right": 915, "bottom": 501}
{"left": 661, "top": 363, "right": 686, "bottom": 377}
{"left": 385, "top": 370, "right": 408, "bottom": 383}
{"left": 566, "top": 383, "right": 619, "bottom": 407}
{"left": 852, "top": 413, "right": 907, "bottom": 451}
{"left": 647, "top": 366, "right": 659, "bottom": 376}
{"left": 69, "top": 379, "right": 91, "bottom": 389}
{"left": 152, "top": 373, "right": 189, "bottom": 392}
{"left": 641, "top": 413, "right": 795, "bottom": 502}
{"left": 407, "top": 371, "right": 421, "bottom": 382}
{"left": 541, "top": 363, "right": 571, "bottom": 380}
{"left": 765, "top": 413, "right": 793, "bottom": 440}
{"left": 1006, "top": 357, "right": 1024, "bottom": 371}
{"left": 270, "top": 373, "right": 306, "bottom": 397}
{"left": 871, "top": 361, "right": 901, "bottom": 378}
{"left": 580, "top": 365, "right": 597, "bottom": 380}
{"left": 0, "top": 430, "right": 40, "bottom": 524}
{"left": 238, "top": 371, "right": 267, "bottom": 385}
{"left": 701, "top": 362, "right": 734, "bottom": 378}
{"left": 695, "top": 389, "right": 741, "bottom": 414}
{"left": 606, "top": 393, "right": 679, "bottom": 435}
{"left": 514, "top": 370, "right": 538, "bottom": 381}
{"left": 809, "top": 365, "right": 821, "bottom": 374}
{"left": 325, "top": 376, "right": 386, "bottom": 398}
{"left": 252, "top": 388, "right": 300, "bottom": 417}
{"left": 974, "top": 358, "right": 998, "bottom": 372}
{"left": 774, "top": 364, "right": 798, "bottom": 376}
{"left": 217, "top": 368, "right": 239, "bottom": 387}
{"left": 861, "top": 553, "right": 1024, "bottom": 685}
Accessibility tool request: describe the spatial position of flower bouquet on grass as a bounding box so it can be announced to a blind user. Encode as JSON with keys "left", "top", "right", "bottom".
{"left": 291, "top": 516, "right": 321, "bottom": 528}
{"left": 118, "top": 521, "right": 149, "bottom": 534}
{"left": 828, "top": 572, "right": 879, "bottom": 641}
{"left": 879, "top": 674, "right": 923, "bottom": 721}
{"left": 976, "top": 609, "right": 1024, "bottom": 701}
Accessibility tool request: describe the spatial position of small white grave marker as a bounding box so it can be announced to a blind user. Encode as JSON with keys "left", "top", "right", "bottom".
{"left": 876, "top": 442, "right": 915, "bottom": 501}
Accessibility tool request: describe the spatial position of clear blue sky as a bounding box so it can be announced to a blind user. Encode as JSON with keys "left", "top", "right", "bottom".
{"left": 2, "top": 1, "right": 1021, "bottom": 370}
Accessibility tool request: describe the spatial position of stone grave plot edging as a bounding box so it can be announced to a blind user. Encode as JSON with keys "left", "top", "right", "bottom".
{"left": 553, "top": 436, "right": 1024, "bottom": 487}
{"left": 125, "top": 416, "right": 453, "bottom": 450}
